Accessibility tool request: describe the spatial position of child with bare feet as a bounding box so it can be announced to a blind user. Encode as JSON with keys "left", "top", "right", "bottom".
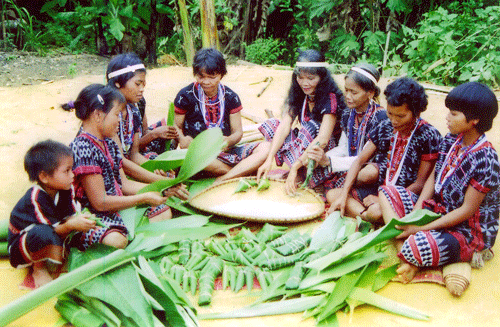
{"left": 8, "top": 140, "right": 97, "bottom": 288}
{"left": 380, "top": 82, "right": 500, "bottom": 283}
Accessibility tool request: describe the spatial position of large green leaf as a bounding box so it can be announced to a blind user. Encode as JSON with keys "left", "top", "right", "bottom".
{"left": 140, "top": 149, "right": 187, "bottom": 172}
{"left": 73, "top": 248, "right": 155, "bottom": 326}
{"left": 136, "top": 256, "right": 198, "bottom": 327}
{"left": 187, "top": 178, "right": 216, "bottom": 198}
{"left": 0, "top": 246, "right": 135, "bottom": 326}
{"left": 305, "top": 209, "right": 440, "bottom": 271}
{"left": 119, "top": 206, "right": 148, "bottom": 240}
{"left": 138, "top": 128, "right": 224, "bottom": 194}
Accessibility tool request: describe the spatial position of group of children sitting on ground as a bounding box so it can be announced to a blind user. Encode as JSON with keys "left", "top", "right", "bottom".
{"left": 7, "top": 47, "right": 499, "bottom": 290}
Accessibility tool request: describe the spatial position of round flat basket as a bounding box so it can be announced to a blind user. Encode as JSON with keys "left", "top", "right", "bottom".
{"left": 189, "top": 177, "right": 325, "bottom": 223}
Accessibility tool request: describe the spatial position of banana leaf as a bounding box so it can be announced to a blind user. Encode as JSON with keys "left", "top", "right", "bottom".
{"left": 299, "top": 250, "right": 386, "bottom": 290}
{"left": 0, "top": 216, "right": 236, "bottom": 326}
{"left": 135, "top": 256, "right": 199, "bottom": 327}
{"left": 0, "top": 241, "right": 8, "bottom": 256}
{"left": 348, "top": 287, "right": 430, "bottom": 320}
{"left": 55, "top": 295, "right": 105, "bottom": 327}
{"left": 63, "top": 290, "right": 121, "bottom": 327}
{"left": 139, "top": 128, "right": 224, "bottom": 194}
{"left": 0, "top": 218, "right": 9, "bottom": 240}
{"left": 71, "top": 246, "right": 155, "bottom": 327}
{"left": 165, "top": 102, "right": 176, "bottom": 152}
{"left": 141, "top": 149, "right": 187, "bottom": 172}
{"left": 186, "top": 178, "right": 216, "bottom": 198}
{"left": 166, "top": 197, "right": 198, "bottom": 215}
{"left": 316, "top": 267, "right": 364, "bottom": 322}
{"left": 199, "top": 295, "right": 325, "bottom": 319}
{"left": 119, "top": 206, "right": 148, "bottom": 240}
{"left": 305, "top": 209, "right": 441, "bottom": 271}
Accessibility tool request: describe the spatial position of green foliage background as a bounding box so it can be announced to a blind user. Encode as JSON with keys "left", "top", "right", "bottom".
{"left": 1, "top": 0, "right": 499, "bottom": 87}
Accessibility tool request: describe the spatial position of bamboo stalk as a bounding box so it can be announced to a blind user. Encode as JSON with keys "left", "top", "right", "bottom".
{"left": 178, "top": 0, "right": 195, "bottom": 66}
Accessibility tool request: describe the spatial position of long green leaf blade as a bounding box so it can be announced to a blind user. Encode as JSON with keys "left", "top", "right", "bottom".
{"left": 0, "top": 248, "right": 134, "bottom": 326}
{"left": 348, "top": 287, "right": 431, "bottom": 320}
{"left": 199, "top": 295, "right": 325, "bottom": 319}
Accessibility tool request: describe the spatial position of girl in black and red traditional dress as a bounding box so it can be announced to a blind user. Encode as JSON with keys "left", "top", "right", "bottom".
{"left": 65, "top": 84, "right": 188, "bottom": 241}
{"left": 256, "top": 49, "right": 347, "bottom": 194}
{"left": 382, "top": 82, "right": 500, "bottom": 283}
{"left": 174, "top": 47, "right": 270, "bottom": 180}
{"left": 329, "top": 77, "right": 442, "bottom": 222}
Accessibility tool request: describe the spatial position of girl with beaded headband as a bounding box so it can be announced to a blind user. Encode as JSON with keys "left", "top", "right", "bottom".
{"left": 307, "top": 63, "right": 388, "bottom": 220}
{"left": 329, "top": 77, "right": 442, "bottom": 223}
{"left": 256, "top": 49, "right": 347, "bottom": 194}
{"left": 381, "top": 82, "right": 499, "bottom": 286}
{"left": 174, "top": 47, "right": 271, "bottom": 180}
{"left": 63, "top": 84, "right": 189, "bottom": 250}
{"left": 106, "top": 53, "right": 178, "bottom": 182}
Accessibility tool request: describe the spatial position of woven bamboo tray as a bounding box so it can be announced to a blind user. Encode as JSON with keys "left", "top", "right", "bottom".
{"left": 189, "top": 177, "right": 325, "bottom": 223}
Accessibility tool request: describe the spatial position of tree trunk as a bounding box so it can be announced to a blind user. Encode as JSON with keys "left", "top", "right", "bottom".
{"left": 178, "top": 0, "right": 195, "bottom": 65}
{"left": 147, "top": 0, "right": 158, "bottom": 65}
{"left": 200, "top": 0, "right": 219, "bottom": 50}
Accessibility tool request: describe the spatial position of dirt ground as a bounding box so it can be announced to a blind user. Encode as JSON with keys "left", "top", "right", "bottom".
{"left": 0, "top": 59, "right": 499, "bottom": 326}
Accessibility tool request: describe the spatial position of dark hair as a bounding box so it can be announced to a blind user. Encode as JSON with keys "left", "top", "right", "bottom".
{"left": 445, "top": 82, "right": 498, "bottom": 133}
{"left": 62, "top": 84, "right": 126, "bottom": 120}
{"left": 286, "top": 49, "right": 347, "bottom": 120}
{"left": 384, "top": 77, "right": 428, "bottom": 117}
{"left": 192, "top": 48, "right": 227, "bottom": 77}
{"left": 24, "top": 140, "right": 73, "bottom": 182}
{"left": 345, "top": 63, "right": 381, "bottom": 98}
{"left": 106, "top": 52, "right": 146, "bottom": 88}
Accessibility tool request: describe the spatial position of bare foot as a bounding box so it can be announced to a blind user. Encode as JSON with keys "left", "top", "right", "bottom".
{"left": 393, "top": 262, "right": 419, "bottom": 284}
{"left": 32, "top": 263, "right": 54, "bottom": 288}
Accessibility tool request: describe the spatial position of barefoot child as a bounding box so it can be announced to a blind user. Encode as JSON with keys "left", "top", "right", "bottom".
{"left": 8, "top": 140, "right": 96, "bottom": 288}
{"left": 329, "top": 77, "right": 442, "bottom": 221}
{"left": 307, "top": 63, "right": 387, "bottom": 198}
{"left": 256, "top": 49, "right": 347, "bottom": 194}
{"left": 381, "top": 82, "right": 500, "bottom": 283}
{"left": 65, "top": 84, "right": 188, "bottom": 245}
{"left": 174, "top": 47, "right": 269, "bottom": 180}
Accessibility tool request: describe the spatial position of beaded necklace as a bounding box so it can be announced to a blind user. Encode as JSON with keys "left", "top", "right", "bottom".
{"left": 435, "top": 133, "right": 487, "bottom": 193}
{"left": 347, "top": 100, "right": 378, "bottom": 156}
{"left": 385, "top": 118, "right": 423, "bottom": 186}
{"left": 193, "top": 82, "right": 226, "bottom": 128}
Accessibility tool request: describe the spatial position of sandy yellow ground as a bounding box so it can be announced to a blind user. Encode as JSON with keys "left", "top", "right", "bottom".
{"left": 0, "top": 65, "right": 499, "bottom": 326}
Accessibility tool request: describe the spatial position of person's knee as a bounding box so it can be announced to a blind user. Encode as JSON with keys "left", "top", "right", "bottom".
{"left": 102, "top": 232, "right": 128, "bottom": 249}
{"left": 363, "top": 203, "right": 383, "bottom": 223}
{"left": 357, "top": 165, "right": 378, "bottom": 184}
{"left": 326, "top": 188, "right": 341, "bottom": 204}
{"left": 149, "top": 208, "right": 172, "bottom": 222}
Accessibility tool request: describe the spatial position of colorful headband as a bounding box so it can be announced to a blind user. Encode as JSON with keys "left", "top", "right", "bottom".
{"left": 107, "top": 64, "right": 145, "bottom": 79}
{"left": 295, "top": 61, "right": 330, "bottom": 68}
{"left": 350, "top": 67, "right": 378, "bottom": 85}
